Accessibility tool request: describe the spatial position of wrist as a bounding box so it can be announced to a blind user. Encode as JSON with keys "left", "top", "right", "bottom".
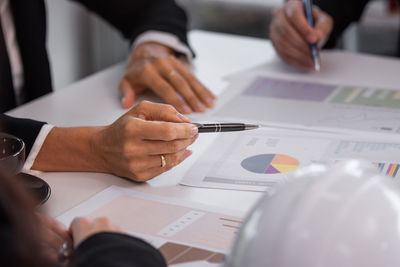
{"left": 89, "top": 126, "right": 110, "bottom": 174}
{"left": 131, "top": 42, "right": 175, "bottom": 61}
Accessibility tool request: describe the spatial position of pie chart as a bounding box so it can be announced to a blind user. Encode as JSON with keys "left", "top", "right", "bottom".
{"left": 241, "top": 154, "right": 299, "bottom": 174}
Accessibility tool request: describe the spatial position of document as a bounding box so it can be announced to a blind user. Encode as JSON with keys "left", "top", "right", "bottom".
{"left": 58, "top": 186, "right": 242, "bottom": 266}
{"left": 180, "top": 128, "right": 400, "bottom": 192}
{"left": 213, "top": 75, "right": 400, "bottom": 134}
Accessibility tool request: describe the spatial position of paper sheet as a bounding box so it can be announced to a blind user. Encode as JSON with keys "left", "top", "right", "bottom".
{"left": 180, "top": 128, "right": 400, "bottom": 192}
{"left": 57, "top": 186, "right": 242, "bottom": 266}
{"left": 213, "top": 75, "right": 400, "bottom": 134}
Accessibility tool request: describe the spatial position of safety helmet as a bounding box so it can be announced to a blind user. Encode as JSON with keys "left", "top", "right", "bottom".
{"left": 226, "top": 160, "right": 400, "bottom": 267}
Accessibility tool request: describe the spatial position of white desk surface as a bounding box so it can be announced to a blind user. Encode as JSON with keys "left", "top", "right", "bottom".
{"left": 8, "top": 30, "right": 400, "bottom": 217}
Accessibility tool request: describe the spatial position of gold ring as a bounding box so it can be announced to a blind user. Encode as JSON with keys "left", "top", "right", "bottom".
{"left": 168, "top": 70, "right": 176, "bottom": 77}
{"left": 160, "top": 155, "right": 166, "bottom": 168}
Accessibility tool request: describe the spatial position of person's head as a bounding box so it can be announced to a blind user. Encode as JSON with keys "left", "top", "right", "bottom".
{"left": 0, "top": 169, "right": 54, "bottom": 267}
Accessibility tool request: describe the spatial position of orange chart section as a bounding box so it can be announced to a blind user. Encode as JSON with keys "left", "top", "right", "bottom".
{"left": 241, "top": 154, "right": 300, "bottom": 174}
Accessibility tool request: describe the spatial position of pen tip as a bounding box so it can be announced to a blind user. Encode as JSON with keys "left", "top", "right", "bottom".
{"left": 313, "top": 58, "right": 321, "bottom": 72}
{"left": 246, "top": 124, "right": 259, "bottom": 130}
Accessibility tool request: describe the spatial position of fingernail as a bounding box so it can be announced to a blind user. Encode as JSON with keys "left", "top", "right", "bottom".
{"left": 184, "top": 150, "right": 192, "bottom": 158}
{"left": 196, "top": 102, "right": 206, "bottom": 112}
{"left": 181, "top": 105, "right": 192, "bottom": 114}
{"left": 205, "top": 97, "right": 214, "bottom": 106}
{"left": 191, "top": 126, "right": 199, "bottom": 137}
{"left": 177, "top": 112, "right": 190, "bottom": 122}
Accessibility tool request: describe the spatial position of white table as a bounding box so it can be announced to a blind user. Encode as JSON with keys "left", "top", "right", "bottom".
{"left": 8, "top": 30, "right": 400, "bottom": 218}
{"left": 9, "top": 31, "right": 274, "bottom": 217}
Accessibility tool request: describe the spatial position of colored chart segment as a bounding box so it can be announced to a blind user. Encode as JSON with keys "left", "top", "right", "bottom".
{"left": 331, "top": 87, "right": 400, "bottom": 109}
{"left": 374, "top": 162, "right": 400, "bottom": 178}
{"left": 241, "top": 154, "right": 299, "bottom": 174}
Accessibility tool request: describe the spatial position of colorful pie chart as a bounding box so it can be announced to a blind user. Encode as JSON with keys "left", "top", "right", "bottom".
{"left": 241, "top": 154, "right": 299, "bottom": 174}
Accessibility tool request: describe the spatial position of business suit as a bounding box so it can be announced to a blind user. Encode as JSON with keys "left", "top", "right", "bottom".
{"left": 1, "top": 0, "right": 189, "bottom": 112}
{"left": 0, "top": 0, "right": 189, "bottom": 154}
{"left": 72, "top": 233, "right": 167, "bottom": 267}
{"left": 314, "top": 0, "right": 400, "bottom": 56}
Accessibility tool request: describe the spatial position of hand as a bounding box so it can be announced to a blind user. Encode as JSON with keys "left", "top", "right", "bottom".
{"left": 91, "top": 101, "right": 198, "bottom": 182}
{"left": 269, "top": 0, "right": 333, "bottom": 68}
{"left": 37, "top": 213, "right": 72, "bottom": 261}
{"left": 70, "top": 217, "right": 123, "bottom": 248}
{"left": 119, "top": 42, "right": 215, "bottom": 114}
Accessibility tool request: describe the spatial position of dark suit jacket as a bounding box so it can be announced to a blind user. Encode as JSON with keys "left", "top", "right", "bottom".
{"left": 1, "top": 0, "right": 189, "bottom": 154}
{"left": 71, "top": 232, "right": 167, "bottom": 267}
{"left": 314, "top": 0, "right": 400, "bottom": 56}
{"left": 6, "top": 0, "right": 189, "bottom": 109}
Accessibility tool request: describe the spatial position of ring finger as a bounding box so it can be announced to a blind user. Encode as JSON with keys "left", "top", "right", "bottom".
{"left": 131, "top": 149, "right": 191, "bottom": 173}
{"left": 133, "top": 149, "right": 192, "bottom": 182}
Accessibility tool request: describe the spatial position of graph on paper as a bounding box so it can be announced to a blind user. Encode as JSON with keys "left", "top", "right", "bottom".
{"left": 331, "top": 87, "right": 400, "bottom": 109}
{"left": 159, "top": 242, "right": 225, "bottom": 265}
{"left": 181, "top": 128, "right": 334, "bottom": 191}
{"left": 57, "top": 186, "right": 243, "bottom": 266}
{"left": 241, "top": 154, "right": 299, "bottom": 174}
{"left": 374, "top": 163, "right": 400, "bottom": 178}
{"left": 181, "top": 128, "right": 400, "bottom": 191}
{"left": 87, "top": 195, "right": 240, "bottom": 252}
{"left": 214, "top": 76, "right": 400, "bottom": 134}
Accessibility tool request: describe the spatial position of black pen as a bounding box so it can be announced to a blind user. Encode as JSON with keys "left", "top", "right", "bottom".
{"left": 193, "top": 123, "right": 259, "bottom": 133}
{"left": 302, "top": 0, "right": 321, "bottom": 71}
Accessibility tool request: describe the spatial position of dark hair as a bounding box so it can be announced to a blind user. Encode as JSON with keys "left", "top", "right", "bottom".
{"left": 0, "top": 169, "right": 55, "bottom": 266}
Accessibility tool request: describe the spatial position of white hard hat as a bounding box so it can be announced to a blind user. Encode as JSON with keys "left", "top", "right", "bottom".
{"left": 226, "top": 160, "right": 400, "bottom": 267}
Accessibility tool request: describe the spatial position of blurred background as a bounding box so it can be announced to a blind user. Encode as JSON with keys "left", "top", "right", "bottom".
{"left": 47, "top": 0, "right": 399, "bottom": 90}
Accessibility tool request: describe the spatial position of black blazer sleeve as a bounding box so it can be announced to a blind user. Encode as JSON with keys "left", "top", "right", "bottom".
{"left": 0, "top": 114, "right": 46, "bottom": 156}
{"left": 314, "top": 0, "right": 370, "bottom": 48}
{"left": 71, "top": 232, "right": 167, "bottom": 267}
{"left": 71, "top": 0, "right": 190, "bottom": 47}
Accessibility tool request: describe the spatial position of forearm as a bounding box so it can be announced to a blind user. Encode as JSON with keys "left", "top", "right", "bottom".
{"left": 73, "top": 0, "right": 189, "bottom": 45}
{"left": 31, "top": 127, "right": 106, "bottom": 173}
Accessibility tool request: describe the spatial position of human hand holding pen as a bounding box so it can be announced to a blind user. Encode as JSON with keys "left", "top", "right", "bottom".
{"left": 269, "top": 0, "right": 333, "bottom": 69}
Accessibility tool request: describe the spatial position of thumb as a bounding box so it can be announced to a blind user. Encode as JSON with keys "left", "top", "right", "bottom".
{"left": 119, "top": 78, "right": 136, "bottom": 109}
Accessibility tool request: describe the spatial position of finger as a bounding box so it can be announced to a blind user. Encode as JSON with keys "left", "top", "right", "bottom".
{"left": 129, "top": 120, "right": 198, "bottom": 141}
{"left": 70, "top": 217, "right": 90, "bottom": 233}
{"left": 285, "top": 0, "right": 318, "bottom": 43}
{"left": 42, "top": 248, "right": 59, "bottom": 263}
{"left": 119, "top": 78, "right": 137, "bottom": 109}
{"left": 277, "top": 40, "right": 314, "bottom": 68}
{"left": 121, "top": 134, "right": 197, "bottom": 160}
{"left": 161, "top": 66, "right": 206, "bottom": 113}
{"left": 170, "top": 57, "right": 216, "bottom": 108}
{"left": 132, "top": 150, "right": 192, "bottom": 182}
{"left": 46, "top": 215, "right": 71, "bottom": 242}
{"left": 130, "top": 101, "right": 190, "bottom": 123}
{"left": 270, "top": 24, "right": 313, "bottom": 68}
{"left": 142, "top": 65, "right": 192, "bottom": 114}
{"left": 143, "top": 135, "right": 198, "bottom": 155}
{"left": 126, "top": 149, "right": 188, "bottom": 172}
{"left": 40, "top": 227, "right": 66, "bottom": 250}
{"left": 271, "top": 7, "right": 310, "bottom": 55}
{"left": 37, "top": 213, "right": 70, "bottom": 248}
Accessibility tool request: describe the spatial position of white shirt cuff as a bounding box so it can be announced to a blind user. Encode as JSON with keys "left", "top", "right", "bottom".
{"left": 23, "top": 124, "right": 54, "bottom": 172}
{"left": 133, "top": 30, "right": 193, "bottom": 61}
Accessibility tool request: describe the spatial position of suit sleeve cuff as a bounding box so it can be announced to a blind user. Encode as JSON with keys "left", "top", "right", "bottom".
{"left": 23, "top": 124, "right": 54, "bottom": 171}
{"left": 133, "top": 30, "right": 193, "bottom": 61}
